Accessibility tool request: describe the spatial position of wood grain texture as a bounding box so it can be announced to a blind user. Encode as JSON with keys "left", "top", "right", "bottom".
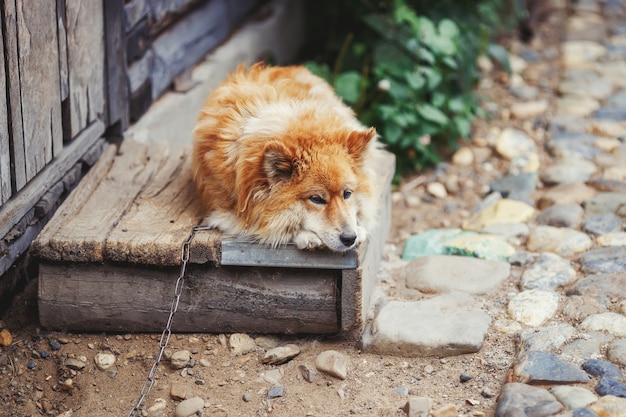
{"left": 3, "top": 0, "right": 26, "bottom": 191}
{"left": 0, "top": 120, "right": 105, "bottom": 240}
{"left": 0, "top": 23, "right": 11, "bottom": 204}
{"left": 103, "top": 0, "right": 129, "bottom": 129}
{"left": 34, "top": 139, "right": 166, "bottom": 262}
{"left": 105, "top": 148, "right": 210, "bottom": 266}
{"left": 38, "top": 262, "right": 340, "bottom": 334}
{"left": 65, "top": 0, "right": 105, "bottom": 137}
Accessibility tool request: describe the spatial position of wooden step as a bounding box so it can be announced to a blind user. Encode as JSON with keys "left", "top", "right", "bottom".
{"left": 32, "top": 139, "right": 395, "bottom": 335}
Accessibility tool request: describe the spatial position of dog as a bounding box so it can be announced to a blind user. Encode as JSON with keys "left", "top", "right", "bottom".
{"left": 191, "top": 63, "right": 380, "bottom": 252}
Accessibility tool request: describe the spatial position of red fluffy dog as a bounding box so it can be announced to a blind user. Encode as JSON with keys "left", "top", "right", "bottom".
{"left": 191, "top": 63, "right": 380, "bottom": 252}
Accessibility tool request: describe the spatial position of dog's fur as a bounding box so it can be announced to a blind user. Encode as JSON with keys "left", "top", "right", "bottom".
{"left": 191, "top": 63, "right": 380, "bottom": 252}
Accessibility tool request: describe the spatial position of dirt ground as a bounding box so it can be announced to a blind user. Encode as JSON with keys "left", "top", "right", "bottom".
{"left": 0, "top": 8, "right": 562, "bottom": 417}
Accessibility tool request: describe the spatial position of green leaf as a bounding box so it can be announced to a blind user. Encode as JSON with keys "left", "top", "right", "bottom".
{"left": 454, "top": 117, "right": 472, "bottom": 138}
{"left": 448, "top": 97, "right": 466, "bottom": 113}
{"left": 382, "top": 124, "right": 403, "bottom": 145}
{"left": 417, "top": 17, "right": 436, "bottom": 42}
{"left": 404, "top": 71, "right": 425, "bottom": 90}
{"left": 438, "top": 19, "right": 460, "bottom": 39}
{"left": 419, "top": 66, "right": 442, "bottom": 90}
{"left": 333, "top": 71, "right": 362, "bottom": 105}
{"left": 416, "top": 103, "right": 449, "bottom": 126}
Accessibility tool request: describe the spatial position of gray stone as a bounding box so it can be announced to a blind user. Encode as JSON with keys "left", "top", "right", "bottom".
{"left": 535, "top": 204, "right": 584, "bottom": 228}
{"left": 546, "top": 131, "right": 601, "bottom": 160}
{"left": 573, "top": 407, "right": 600, "bottom": 417}
{"left": 490, "top": 173, "right": 537, "bottom": 204}
{"left": 581, "top": 359, "right": 623, "bottom": 379}
{"left": 229, "top": 333, "right": 256, "bottom": 356}
{"left": 495, "top": 383, "right": 564, "bottom": 417}
{"left": 509, "top": 251, "right": 535, "bottom": 267}
{"left": 520, "top": 324, "right": 576, "bottom": 353}
{"left": 170, "top": 350, "right": 191, "bottom": 369}
{"left": 403, "top": 255, "right": 510, "bottom": 295}
{"left": 588, "top": 395, "right": 626, "bottom": 416}
{"left": 403, "top": 397, "right": 433, "bottom": 417}
{"left": 513, "top": 351, "right": 591, "bottom": 384}
{"left": 541, "top": 157, "right": 597, "bottom": 185}
{"left": 174, "top": 396, "right": 204, "bottom": 417}
{"left": 550, "top": 386, "right": 597, "bottom": 410}
{"left": 482, "top": 222, "right": 530, "bottom": 241}
{"left": 510, "top": 85, "right": 539, "bottom": 100}
{"left": 584, "top": 192, "right": 626, "bottom": 216}
{"left": 559, "top": 70, "right": 613, "bottom": 100}
{"left": 267, "top": 386, "right": 284, "bottom": 398}
{"left": 570, "top": 271, "right": 626, "bottom": 303}
{"left": 362, "top": 293, "right": 491, "bottom": 357}
{"left": 495, "top": 128, "right": 537, "bottom": 160}
{"left": 64, "top": 358, "right": 86, "bottom": 371}
{"left": 595, "top": 377, "right": 626, "bottom": 397}
{"left": 315, "top": 350, "right": 348, "bottom": 380}
{"left": 527, "top": 226, "right": 592, "bottom": 257}
{"left": 583, "top": 213, "right": 623, "bottom": 235}
{"left": 521, "top": 253, "right": 577, "bottom": 291}
{"left": 607, "top": 88, "right": 626, "bottom": 108}
{"left": 561, "top": 332, "right": 615, "bottom": 365}
{"left": 580, "top": 313, "right": 626, "bottom": 337}
{"left": 562, "top": 295, "right": 609, "bottom": 321}
{"left": 607, "top": 338, "right": 626, "bottom": 367}
{"left": 261, "top": 344, "right": 301, "bottom": 365}
{"left": 579, "top": 248, "right": 626, "bottom": 274}
{"left": 537, "top": 182, "right": 596, "bottom": 210}
{"left": 508, "top": 289, "right": 560, "bottom": 327}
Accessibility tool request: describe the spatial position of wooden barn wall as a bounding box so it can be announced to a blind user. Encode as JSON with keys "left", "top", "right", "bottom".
{"left": 0, "top": 0, "right": 264, "bottom": 283}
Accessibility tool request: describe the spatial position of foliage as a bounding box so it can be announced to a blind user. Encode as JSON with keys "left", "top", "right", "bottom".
{"left": 302, "top": 0, "right": 522, "bottom": 176}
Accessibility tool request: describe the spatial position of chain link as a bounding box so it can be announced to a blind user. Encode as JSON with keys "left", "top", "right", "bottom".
{"left": 127, "top": 225, "right": 212, "bottom": 417}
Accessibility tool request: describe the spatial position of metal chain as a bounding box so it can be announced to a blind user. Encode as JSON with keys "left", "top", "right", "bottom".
{"left": 127, "top": 225, "right": 212, "bottom": 417}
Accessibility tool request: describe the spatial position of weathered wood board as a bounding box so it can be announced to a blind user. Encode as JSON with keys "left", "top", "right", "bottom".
{"left": 0, "top": 23, "right": 10, "bottom": 205}
{"left": 34, "top": 140, "right": 395, "bottom": 335}
{"left": 65, "top": 0, "right": 106, "bottom": 138}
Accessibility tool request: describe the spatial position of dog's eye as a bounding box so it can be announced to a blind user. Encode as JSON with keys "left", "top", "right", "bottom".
{"left": 309, "top": 195, "right": 327, "bottom": 205}
{"left": 343, "top": 190, "right": 352, "bottom": 200}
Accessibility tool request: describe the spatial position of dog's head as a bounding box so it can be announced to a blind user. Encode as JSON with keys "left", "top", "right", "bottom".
{"left": 249, "top": 127, "right": 377, "bottom": 251}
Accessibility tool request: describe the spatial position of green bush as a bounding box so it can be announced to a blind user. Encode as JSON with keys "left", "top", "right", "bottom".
{"left": 302, "top": 0, "right": 522, "bottom": 177}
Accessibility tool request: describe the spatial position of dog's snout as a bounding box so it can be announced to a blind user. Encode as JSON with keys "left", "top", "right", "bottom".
{"left": 340, "top": 233, "right": 357, "bottom": 247}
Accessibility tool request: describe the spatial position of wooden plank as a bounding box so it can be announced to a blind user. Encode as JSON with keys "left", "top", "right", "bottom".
{"left": 33, "top": 140, "right": 168, "bottom": 263}
{"left": 38, "top": 262, "right": 340, "bottom": 334}
{"left": 221, "top": 240, "right": 357, "bottom": 269}
{"left": 103, "top": 0, "right": 129, "bottom": 130}
{"left": 341, "top": 151, "right": 395, "bottom": 333}
{"left": 0, "top": 119, "right": 105, "bottom": 240}
{"left": 104, "top": 148, "right": 212, "bottom": 266}
{"left": 3, "top": 0, "right": 26, "bottom": 192}
{"left": 0, "top": 20, "right": 11, "bottom": 204}
{"left": 14, "top": 0, "right": 63, "bottom": 168}
{"left": 56, "top": 0, "right": 69, "bottom": 102}
{"left": 65, "top": 0, "right": 105, "bottom": 137}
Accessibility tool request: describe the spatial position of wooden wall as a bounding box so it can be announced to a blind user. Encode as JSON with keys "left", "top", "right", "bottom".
{"left": 0, "top": 0, "right": 264, "bottom": 281}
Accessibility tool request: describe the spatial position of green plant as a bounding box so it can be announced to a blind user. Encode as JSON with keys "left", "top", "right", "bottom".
{"left": 303, "top": 0, "right": 520, "bottom": 177}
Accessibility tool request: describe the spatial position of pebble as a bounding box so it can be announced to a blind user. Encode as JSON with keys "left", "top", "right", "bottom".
{"left": 546, "top": 131, "right": 600, "bottom": 159}
{"left": 362, "top": 294, "right": 491, "bottom": 357}
{"left": 315, "top": 350, "right": 348, "bottom": 380}
{"left": 495, "top": 128, "right": 537, "bottom": 160}
{"left": 511, "top": 100, "right": 548, "bottom": 119}
{"left": 459, "top": 373, "right": 472, "bottom": 382}
{"left": 597, "top": 232, "right": 626, "bottom": 246}
{"left": 537, "top": 181, "right": 596, "bottom": 209}
{"left": 535, "top": 204, "right": 584, "bottom": 228}
{"left": 495, "top": 383, "right": 564, "bottom": 417}
{"left": 595, "top": 376, "right": 626, "bottom": 397}
{"left": 431, "top": 403, "right": 458, "bottom": 417}
{"left": 512, "top": 351, "right": 590, "bottom": 384}
{"left": 298, "top": 364, "right": 316, "bottom": 382}
{"left": 519, "top": 324, "right": 576, "bottom": 353}
{"left": 582, "top": 359, "right": 623, "bottom": 379}
{"left": 267, "top": 386, "right": 284, "bottom": 398}
{"left": 580, "top": 312, "right": 626, "bottom": 337}
{"left": 64, "top": 358, "right": 86, "bottom": 371}
{"left": 583, "top": 213, "right": 623, "bottom": 235}
{"left": 147, "top": 398, "right": 167, "bottom": 414}
{"left": 588, "top": 395, "right": 626, "bottom": 417}
{"left": 261, "top": 344, "right": 301, "bottom": 365}
{"left": 0, "top": 329, "right": 12, "bottom": 347}
{"left": 174, "top": 396, "right": 204, "bottom": 417}
{"left": 170, "top": 383, "right": 187, "bottom": 400}
{"left": 507, "top": 289, "right": 560, "bottom": 326}
{"left": 94, "top": 352, "right": 116, "bottom": 371}
{"left": 229, "top": 333, "right": 256, "bottom": 356}
{"left": 583, "top": 192, "right": 626, "bottom": 216}
{"left": 402, "top": 397, "right": 432, "bottom": 417}
{"left": 550, "top": 386, "right": 597, "bottom": 410}
{"left": 526, "top": 225, "right": 592, "bottom": 257}
{"left": 402, "top": 255, "right": 510, "bottom": 295}
{"left": 441, "top": 232, "right": 516, "bottom": 261}
{"left": 462, "top": 199, "right": 536, "bottom": 231}
{"left": 426, "top": 182, "right": 448, "bottom": 199}
{"left": 170, "top": 350, "right": 191, "bottom": 369}
{"left": 607, "top": 339, "right": 626, "bottom": 366}
{"left": 540, "top": 157, "right": 597, "bottom": 185}
{"left": 490, "top": 173, "right": 537, "bottom": 204}
{"left": 520, "top": 252, "right": 576, "bottom": 291}
{"left": 49, "top": 340, "right": 62, "bottom": 351}
{"left": 452, "top": 147, "right": 474, "bottom": 166}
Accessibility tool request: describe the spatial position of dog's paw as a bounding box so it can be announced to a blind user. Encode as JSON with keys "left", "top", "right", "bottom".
{"left": 293, "top": 231, "right": 324, "bottom": 250}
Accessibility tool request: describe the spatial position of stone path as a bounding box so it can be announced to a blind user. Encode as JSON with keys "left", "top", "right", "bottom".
{"left": 363, "top": 1, "right": 626, "bottom": 415}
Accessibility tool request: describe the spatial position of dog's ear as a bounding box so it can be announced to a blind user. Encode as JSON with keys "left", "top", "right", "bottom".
{"left": 263, "top": 142, "right": 295, "bottom": 182}
{"left": 347, "top": 127, "right": 377, "bottom": 161}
